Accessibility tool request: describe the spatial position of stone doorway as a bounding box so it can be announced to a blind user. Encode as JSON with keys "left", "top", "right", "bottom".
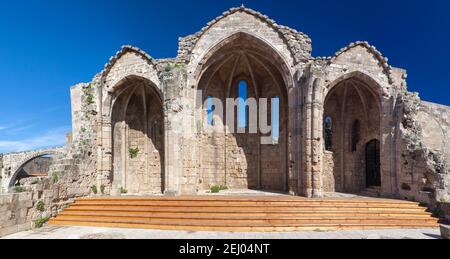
{"left": 111, "top": 77, "right": 164, "bottom": 195}
{"left": 365, "top": 139, "right": 381, "bottom": 188}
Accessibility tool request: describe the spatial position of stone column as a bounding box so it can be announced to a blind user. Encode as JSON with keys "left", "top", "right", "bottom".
{"left": 302, "top": 79, "right": 313, "bottom": 198}
{"left": 162, "top": 68, "right": 186, "bottom": 196}
{"left": 97, "top": 117, "right": 113, "bottom": 192}
{"left": 311, "top": 78, "right": 324, "bottom": 198}
{"left": 380, "top": 95, "right": 396, "bottom": 196}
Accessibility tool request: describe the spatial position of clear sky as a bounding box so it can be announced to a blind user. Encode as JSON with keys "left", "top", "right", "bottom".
{"left": 0, "top": 0, "right": 449, "bottom": 153}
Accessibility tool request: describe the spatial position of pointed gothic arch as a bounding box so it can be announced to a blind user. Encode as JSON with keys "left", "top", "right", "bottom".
{"left": 195, "top": 32, "right": 291, "bottom": 192}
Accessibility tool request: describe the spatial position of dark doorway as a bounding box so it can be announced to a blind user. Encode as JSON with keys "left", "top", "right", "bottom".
{"left": 365, "top": 139, "right": 381, "bottom": 187}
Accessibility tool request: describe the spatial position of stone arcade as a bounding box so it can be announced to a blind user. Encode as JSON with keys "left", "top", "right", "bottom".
{"left": 1, "top": 7, "right": 450, "bottom": 235}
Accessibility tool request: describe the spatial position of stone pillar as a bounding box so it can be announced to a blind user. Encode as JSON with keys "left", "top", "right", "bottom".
{"left": 311, "top": 78, "right": 324, "bottom": 198}
{"left": 289, "top": 84, "right": 301, "bottom": 195}
{"left": 162, "top": 68, "right": 186, "bottom": 196}
{"left": 302, "top": 79, "right": 313, "bottom": 198}
{"left": 380, "top": 96, "right": 396, "bottom": 196}
{"left": 97, "top": 118, "right": 113, "bottom": 192}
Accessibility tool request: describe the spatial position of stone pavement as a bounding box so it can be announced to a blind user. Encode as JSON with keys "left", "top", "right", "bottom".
{"left": 2, "top": 226, "right": 442, "bottom": 239}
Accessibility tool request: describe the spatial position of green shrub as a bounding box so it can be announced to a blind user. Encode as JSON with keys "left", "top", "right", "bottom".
{"left": 210, "top": 186, "right": 221, "bottom": 193}
{"left": 210, "top": 185, "right": 228, "bottom": 193}
{"left": 13, "top": 186, "right": 27, "bottom": 193}
{"left": 433, "top": 208, "right": 445, "bottom": 218}
{"left": 52, "top": 172, "right": 60, "bottom": 183}
{"left": 120, "top": 187, "right": 128, "bottom": 194}
{"left": 85, "top": 94, "right": 94, "bottom": 105}
{"left": 34, "top": 216, "right": 50, "bottom": 228}
{"left": 164, "top": 63, "right": 184, "bottom": 72}
{"left": 91, "top": 185, "right": 98, "bottom": 194}
{"left": 129, "top": 147, "right": 140, "bottom": 158}
{"left": 100, "top": 185, "right": 106, "bottom": 195}
{"left": 36, "top": 201, "right": 45, "bottom": 212}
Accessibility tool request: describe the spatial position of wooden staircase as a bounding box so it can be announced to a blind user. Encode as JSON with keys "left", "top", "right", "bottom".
{"left": 49, "top": 196, "right": 440, "bottom": 232}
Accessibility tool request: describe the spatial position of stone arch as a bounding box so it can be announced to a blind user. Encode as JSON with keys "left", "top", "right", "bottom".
{"left": 322, "top": 72, "right": 383, "bottom": 194}
{"left": 194, "top": 30, "right": 292, "bottom": 192}
{"left": 100, "top": 46, "right": 162, "bottom": 115}
{"left": 193, "top": 32, "right": 295, "bottom": 98}
{"left": 331, "top": 41, "right": 393, "bottom": 84}
{"left": 186, "top": 8, "right": 302, "bottom": 87}
{"left": 7, "top": 149, "right": 64, "bottom": 189}
{"left": 326, "top": 71, "right": 387, "bottom": 103}
{"left": 109, "top": 75, "right": 165, "bottom": 195}
{"left": 103, "top": 75, "right": 163, "bottom": 118}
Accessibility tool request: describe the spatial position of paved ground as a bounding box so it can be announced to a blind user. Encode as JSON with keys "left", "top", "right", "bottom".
{"left": 2, "top": 226, "right": 442, "bottom": 239}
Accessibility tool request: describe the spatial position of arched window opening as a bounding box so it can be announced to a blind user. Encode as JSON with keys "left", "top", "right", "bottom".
{"left": 324, "top": 116, "right": 333, "bottom": 151}
{"left": 351, "top": 120, "right": 361, "bottom": 152}
{"left": 207, "top": 96, "right": 214, "bottom": 126}
{"left": 237, "top": 80, "right": 248, "bottom": 129}
{"left": 271, "top": 96, "right": 280, "bottom": 144}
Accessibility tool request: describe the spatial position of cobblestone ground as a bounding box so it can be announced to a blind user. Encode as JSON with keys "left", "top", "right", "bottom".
{"left": 1, "top": 226, "right": 442, "bottom": 239}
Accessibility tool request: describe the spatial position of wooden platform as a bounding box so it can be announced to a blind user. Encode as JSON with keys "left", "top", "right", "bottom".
{"left": 49, "top": 196, "right": 440, "bottom": 232}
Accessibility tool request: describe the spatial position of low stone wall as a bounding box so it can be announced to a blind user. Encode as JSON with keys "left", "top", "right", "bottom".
{"left": 0, "top": 192, "right": 42, "bottom": 237}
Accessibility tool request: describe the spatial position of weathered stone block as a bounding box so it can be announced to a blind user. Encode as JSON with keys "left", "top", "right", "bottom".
{"left": 441, "top": 224, "right": 450, "bottom": 239}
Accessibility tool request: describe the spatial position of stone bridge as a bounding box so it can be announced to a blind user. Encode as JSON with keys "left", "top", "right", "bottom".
{"left": 0, "top": 147, "right": 66, "bottom": 193}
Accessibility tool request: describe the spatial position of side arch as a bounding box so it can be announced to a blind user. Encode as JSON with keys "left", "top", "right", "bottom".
{"left": 7, "top": 149, "right": 65, "bottom": 189}
{"left": 102, "top": 75, "right": 163, "bottom": 118}
{"left": 321, "top": 71, "right": 385, "bottom": 194}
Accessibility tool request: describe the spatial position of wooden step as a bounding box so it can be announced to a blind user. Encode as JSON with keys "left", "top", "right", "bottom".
{"left": 49, "top": 196, "right": 440, "bottom": 232}
{"left": 66, "top": 205, "right": 428, "bottom": 213}
{"left": 60, "top": 210, "right": 434, "bottom": 218}
{"left": 49, "top": 219, "right": 439, "bottom": 232}
{"left": 72, "top": 202, "right": 423, "bottom": 210}
{"left": 74, "top": 198, "right": 422, "bottom": 206}
{"left": 54, "top": 215, "right": 438, "bottom": 225}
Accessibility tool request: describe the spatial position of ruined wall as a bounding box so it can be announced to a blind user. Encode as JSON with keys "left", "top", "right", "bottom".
{"left": 418, "top": 101, "right": 450, "bottom": 161}
{"left": 396, "top": 93, "right": 450, "bottom": 204}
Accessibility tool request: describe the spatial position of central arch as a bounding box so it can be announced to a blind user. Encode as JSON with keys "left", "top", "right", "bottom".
{"left": 196, "top": 32, "right": 291, "bottom": 192}
{"left": 111, "top": 76, "right": 165, "bottom": 195}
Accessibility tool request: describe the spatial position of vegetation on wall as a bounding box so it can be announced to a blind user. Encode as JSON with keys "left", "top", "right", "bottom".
{"left": 34, "top": 216, "right": 50, "bottom": 228}
{"left": 52, "top": 172, "right": 60, "bottom": 183}
{"left": 210, "top": 185, "right": 229, "bottom": 193}
{"left": 129, "top": 147, "right": 140, "bottom": 159}
{"left": 36, "top": 201, "right": 45, "bottom": 212}
{"left": 83, "top": 83, "right": 95, "bottom": 105}
{"left": 164, "top": 63, "right": 184, "bottom": 72}
{"left": 91, "top": 185, "right": 98, "bottom": 194}
{"left": 13, "top": 186, "right": 27, "bottom": 193}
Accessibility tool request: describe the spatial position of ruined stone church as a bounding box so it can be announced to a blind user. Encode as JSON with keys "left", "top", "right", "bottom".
{"left": 2, "top": 6, "right": 450, "bottom": 206}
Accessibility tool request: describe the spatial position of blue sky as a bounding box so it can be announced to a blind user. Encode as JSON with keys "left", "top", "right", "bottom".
{"left": 0, "top": 0, "right": 449, "bottom": 153}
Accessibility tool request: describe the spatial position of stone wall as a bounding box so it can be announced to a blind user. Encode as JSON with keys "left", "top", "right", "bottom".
{"left": 419, "top": 101, "right": 450, "bottom": 162}
{"left": 0, "top": 183, "right": 73, "bottom": 237}
{"left": 0, "top": 192, "right": 36, "bottom": 237}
